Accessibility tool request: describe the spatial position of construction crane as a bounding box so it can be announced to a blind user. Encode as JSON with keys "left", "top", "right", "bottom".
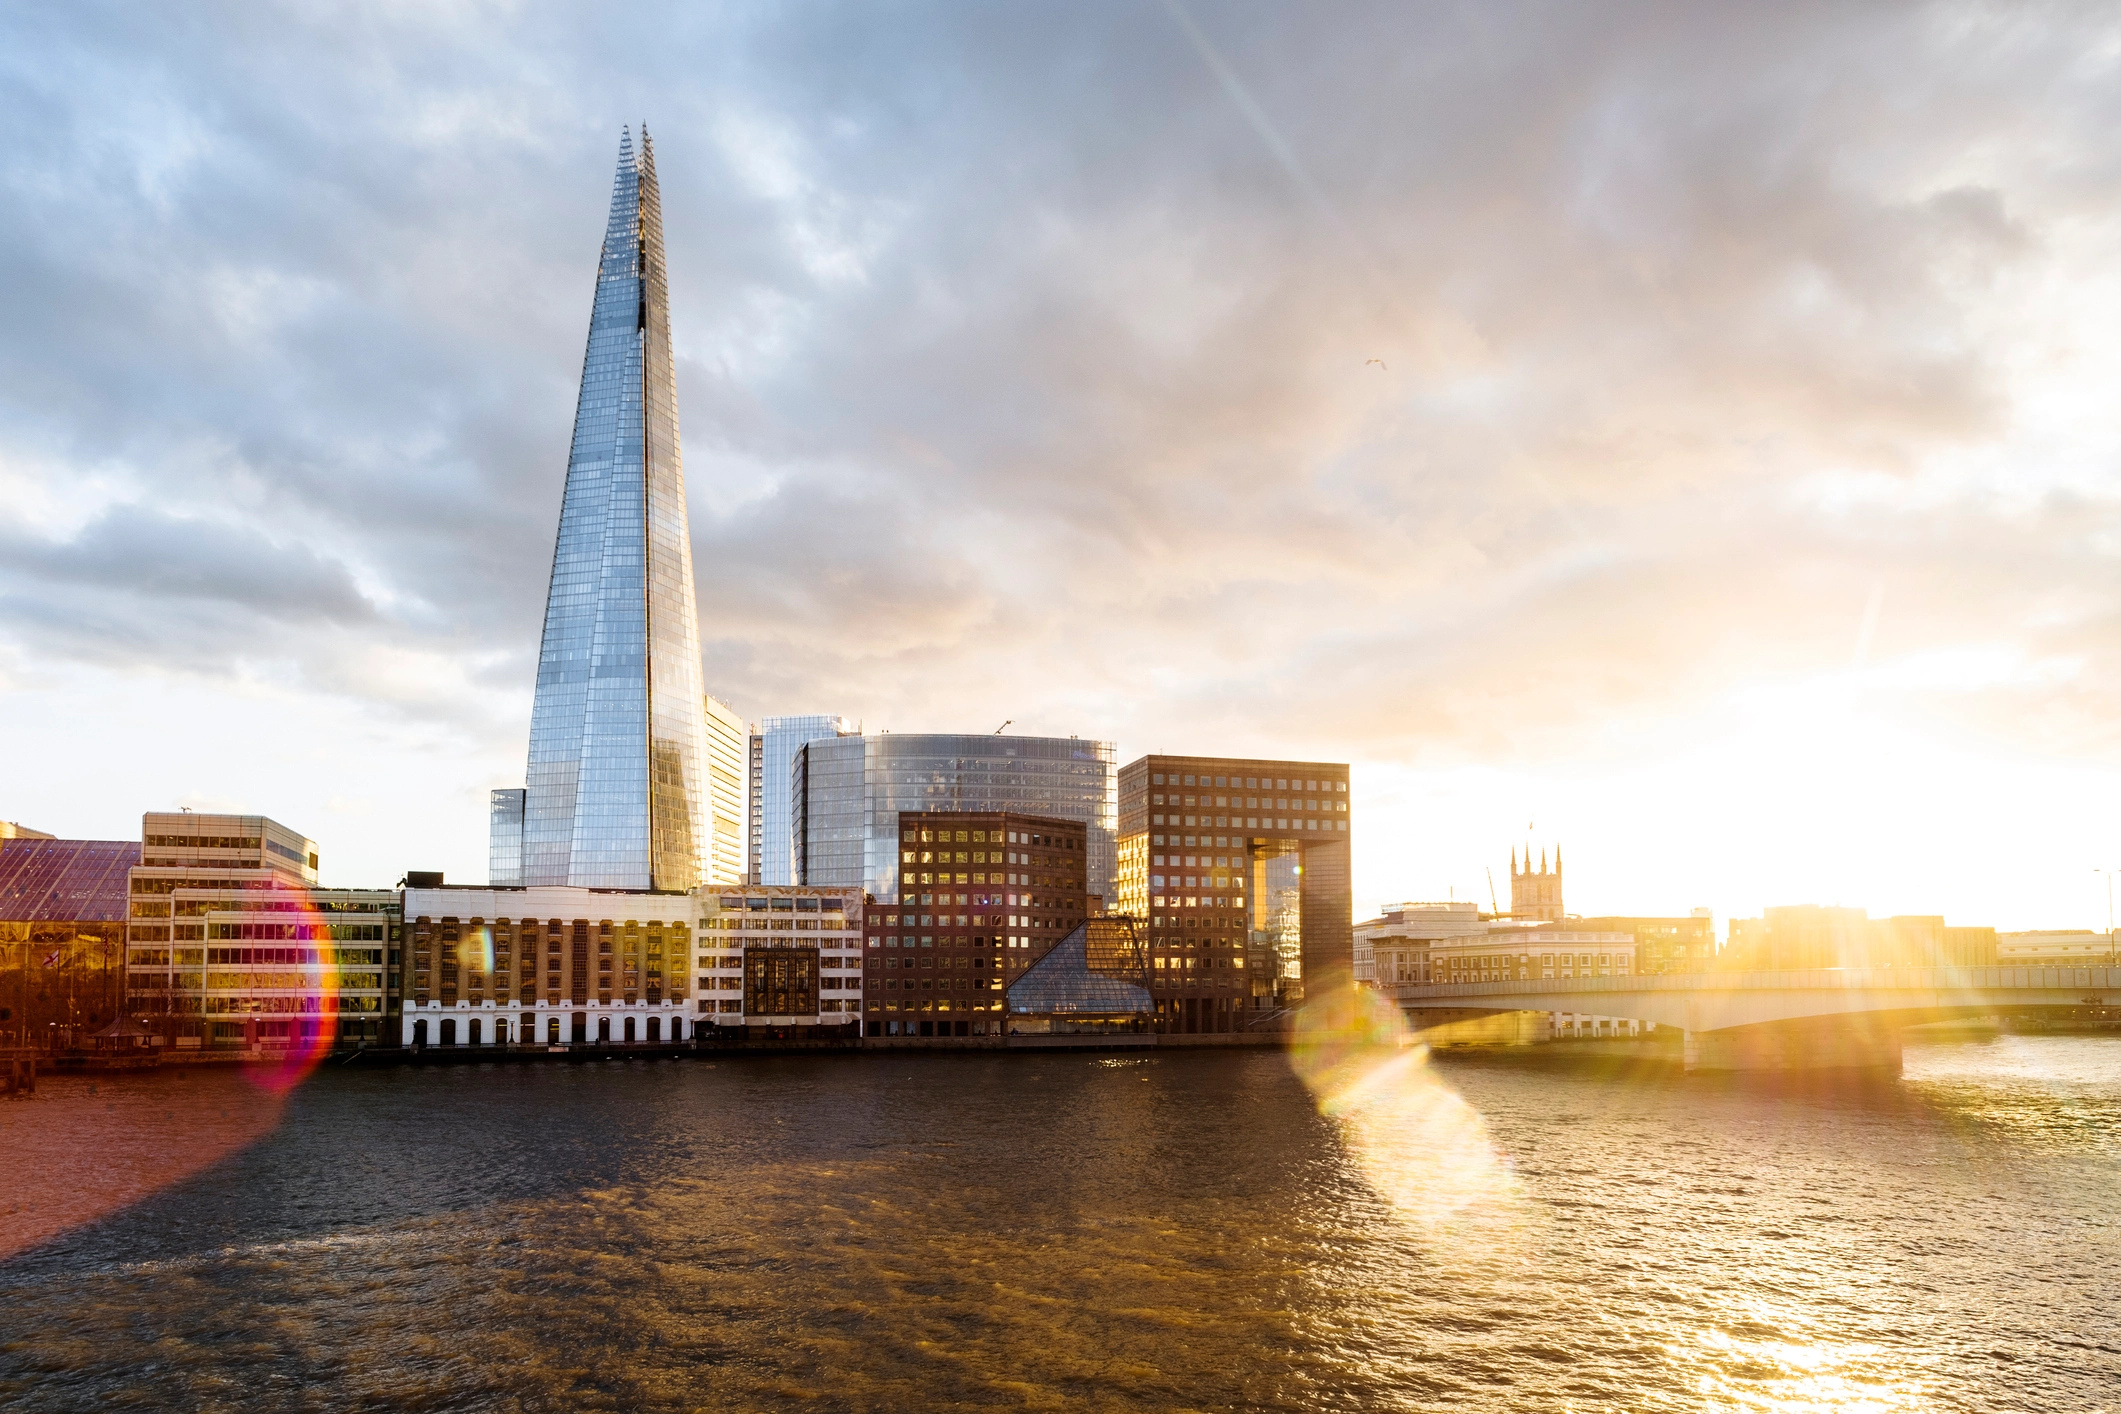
{"left": 994, "top": 719, "right": 1012, "bottom": 734}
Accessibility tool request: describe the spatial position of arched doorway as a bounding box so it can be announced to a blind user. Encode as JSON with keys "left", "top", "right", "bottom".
{"left": 597, "top": 1016, "right": 611, "bottom": 1043}
{"left": 494, "top": 1019, "right": 509, "bottom": 1045}
{"left": 623, "top": 1016, "right": 636, "bottom": 1043}
{"left": 647, "top": 1017, "right": 661, "bottom": 1043}
{"left": 467, "top": 1018, "right": 482, "bottom": 1046}
{"left": 413, "top": 1019, "right": 427, "bottom": 1046}
{"left": 440, "top": 1018, "right": 457, "bottom": 1046}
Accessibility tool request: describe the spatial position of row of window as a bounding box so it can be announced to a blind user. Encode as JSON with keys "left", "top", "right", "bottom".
{"left": 1150, "top": 774, "right": 1345, "bottom": 791}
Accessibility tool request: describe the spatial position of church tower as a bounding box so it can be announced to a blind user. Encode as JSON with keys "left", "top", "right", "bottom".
{"left": 1510, "top": 844, "right": 1563, "bottom": 922}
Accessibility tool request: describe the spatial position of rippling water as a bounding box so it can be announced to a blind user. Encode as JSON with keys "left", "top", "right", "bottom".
{"left": 2, "top": 1035, "right": 2117, "bottom": 1411}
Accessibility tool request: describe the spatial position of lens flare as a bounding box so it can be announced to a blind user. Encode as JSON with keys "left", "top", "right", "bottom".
{"left": 1289, "top": 976, "right": 1522, "bottom": 1230}
{"left": 230, "top": 884, "right": 347, "bottom": 1094}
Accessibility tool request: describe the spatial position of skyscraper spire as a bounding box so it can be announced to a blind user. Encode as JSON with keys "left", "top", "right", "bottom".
{"left": 516, "top": 127, "right": 709, "bottom": 891}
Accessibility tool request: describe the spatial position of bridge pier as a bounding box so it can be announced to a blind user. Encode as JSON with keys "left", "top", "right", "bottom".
{"left": 1683, "top": 1020, "right": 1901, "bottom": 1074}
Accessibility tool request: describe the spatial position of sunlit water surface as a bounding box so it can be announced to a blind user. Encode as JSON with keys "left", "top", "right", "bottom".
{"left": 1, "top": 1035, "right": 2116, "bottom": 1411}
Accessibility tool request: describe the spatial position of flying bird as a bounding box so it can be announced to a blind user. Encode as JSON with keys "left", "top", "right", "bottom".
{"left": 1365, "top": 358, "right": 1387, "bottom": 370}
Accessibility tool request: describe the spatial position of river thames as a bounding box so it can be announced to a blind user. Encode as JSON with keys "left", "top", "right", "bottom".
{"left": 1, "top": 1035, "right": 2116, "bottom": 1411}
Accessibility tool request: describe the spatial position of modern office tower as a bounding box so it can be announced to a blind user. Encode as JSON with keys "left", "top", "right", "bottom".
{"left": 862, "top": 811, "right": 1086, "bottom": 1038}
{"left": 489, "top": 789, "right": 526, "bottom": 886}
{"left": 125, "top": 813, "right": 394, "bottom": 1050}
{"left": 509, "top": 127, "right": 709, "bottom": 893}
{"left": 748, "top": 715, "right": 857, "bottom": 885}
{"left": 798, "top": 733, "right": 1117, "bottom": 903}
{"left": 694, "top": 884, "right": 864, "bottom": 1036}
{"left": 1115, "top": 754, "right": 1352, "bottom": 1033}
{"left": 400, "top": 882, "right": 696, "bottom": 1047}
{"left": 1510, "top": 846, "right": 1563, "bottom": 921}
{"left": 701, "top": 695, "right": 748, "bottom": 887}
{"left": 0, "top": 835, "right": 137, "bottom": 1041}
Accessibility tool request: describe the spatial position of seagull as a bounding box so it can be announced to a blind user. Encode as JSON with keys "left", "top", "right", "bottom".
{"left": 1365, "top": 358, "right": 1387, "bottom": 370}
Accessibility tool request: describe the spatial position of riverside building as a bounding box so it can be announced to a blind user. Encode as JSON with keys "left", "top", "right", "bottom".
{"left": 696, "top": 884, "right": 864, "bottom": 1036}
{"left": 791, "top": 733, "right": 1117, "bottom": 904}
{"left": 864, "top": 811, "right": 1087, "bottom": 1038}
{"left": 400, "top": 883, "right": 694, "bottom": 1047}
{"left": 0, "top": 833, "right": 138, "bottom": 1041}
{"left": 1428, "top": 923, "right": 1643, "bottom": 1040}
{"left": 1115, "top": 754, "right": 1352, "bottom": 1033}
{"left": 489, "top": 128, "right": 714, "bottom": 893}
{"left": 1355, "top": 901, "right": 1486, "bottom": 988}
{"left": 702, "top": 694, "right": 749, "bottom": 887}
{"left": 125, "top": 813, "right": 394, "bottom": 1051}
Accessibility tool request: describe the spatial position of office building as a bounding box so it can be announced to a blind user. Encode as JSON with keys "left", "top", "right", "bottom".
{"left": 1575, "top": 911, "right": 1718, "bottom": 974}
{"left": 501, "top": 128, "right": 710, "bottom": 893}
{"left": 1999, "top": 930, "right": 2118, "bottom": 964}
{"left": 1355, "top": 901, "right": 1486, "bottom": 988}
{"left": 400, "top": 883, "right": 695, "bottom": 1047}
{"left": 0, "top": 835, "right": 137, "bottom": 1041}
{"left": 697, "top": 884, "right": 864, "bottom": 1035}
{"left": 1116, "top": 754, "right": 1352, "bottom": 1033}
{"left": 1, "top": 821, "right": 56, "bottom": 840}
{"left": 796, "top": 733, "right": 1117, "bottom": 903}
{"left": 749, "top": 714, "right": 857, "bottom": 885}
{"left": 864, "top": 811, "right": 1086, "bottom": 1037}
{"left": 126, "top": 813, "right": 395, "bottom": 1051}
{"left": 702, "top": 695, "right": 748, "bottom": 887}
{"left": 1005, "top": 916, "right": 1154, "bottom": 1039}
{"left": 1723, "top": 907, "right": 1997, "bottom": 970}
{"left": 1429, "top": 923, "right": 1643, "bottom": 1039}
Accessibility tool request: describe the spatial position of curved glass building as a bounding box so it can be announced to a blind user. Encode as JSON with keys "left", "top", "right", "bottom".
{"left": 799, "top": 734, "right": 1116, "bottom": 904}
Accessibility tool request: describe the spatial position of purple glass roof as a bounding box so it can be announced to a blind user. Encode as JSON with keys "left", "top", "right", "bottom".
{"left": 0, "top": 839, "right": 139, "bottom": 922}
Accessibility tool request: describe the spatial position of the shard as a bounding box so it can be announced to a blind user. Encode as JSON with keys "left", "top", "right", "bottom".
{"left": 515, "top": 127, "right": 707, "bottom": 892}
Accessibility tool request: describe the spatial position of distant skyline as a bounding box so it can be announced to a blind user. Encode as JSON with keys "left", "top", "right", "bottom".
{"left": 4, "top": 4, "right": 2121, "bottom": 931}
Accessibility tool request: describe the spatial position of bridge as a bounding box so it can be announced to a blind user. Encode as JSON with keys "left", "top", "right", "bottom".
{"left": 1382, "top": 965, "right": 2121, "bottom": 1071}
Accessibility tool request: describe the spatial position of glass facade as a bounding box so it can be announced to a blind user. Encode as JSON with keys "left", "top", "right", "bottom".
{"left": 752, "top": 714, "right": 855, "bottom": 885}
{"left": 522, "top": 128, "right": 708, "bottom": 892}
{"left": 799, "top": 734, "right": 1118, "bottom": 903}
{"left": 488, "top": 789, "right": 525, "bottom": 886}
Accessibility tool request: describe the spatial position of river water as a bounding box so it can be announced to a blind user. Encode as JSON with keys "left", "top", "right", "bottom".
{"left": 0, "top": 1035, "right": 2116, "bottom": 1411}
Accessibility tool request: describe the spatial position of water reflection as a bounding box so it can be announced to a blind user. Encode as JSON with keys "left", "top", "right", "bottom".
{"left": 0, "top": 1039, "right": 2114, "bottom": 1411}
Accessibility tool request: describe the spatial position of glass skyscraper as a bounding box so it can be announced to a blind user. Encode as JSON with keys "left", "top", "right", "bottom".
{"left": 515, "top": 128, "right": 709, "bottom": 892}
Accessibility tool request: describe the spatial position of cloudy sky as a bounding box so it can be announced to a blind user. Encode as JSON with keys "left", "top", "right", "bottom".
{"left": 4, "top": 1, "right": 2120, "bottom": 930}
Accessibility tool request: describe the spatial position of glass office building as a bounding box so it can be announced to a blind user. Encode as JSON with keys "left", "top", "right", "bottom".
{"left": 517, "top": 128, "right": 710, "bottom": 892}
{"left": 800, "top": 734, "right": 1117, "bottom": 904}
{"left": 748, "top": 714, "right": 856, "bottom": 885}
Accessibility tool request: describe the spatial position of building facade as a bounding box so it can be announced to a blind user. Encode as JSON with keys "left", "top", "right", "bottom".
{"left": 400, "top": 885, "right": 694, "bottom": 1047}
{"left": 796, "top": 733, "right": 1117, "bottom": 905}
{"left": 702, "top": 694, "right": 749, "bottom": 887}
{"left": 126, "top": 813, "right": 395, "bottom": 1051}
{"left": 1355, "top": 901, "right": 1486, "bottom": 988}
{"left": 748, "top": 714, "right": 857, "bottom": 885}
{"left": 1575, "top": 911, "right": 1718, "bottom": 974}
{"left": 1723, "top": 907, "right": 1998, "bottom": 970}
{"left": 696, "top": 884, "right": 864, "bottom": 1034}
{"left": 1116, "top": 754, "right": 1353, "bottom": 1033}
{"left": 0, "top": 836, "right": 137, "bottom": 1044}
{"left": 511, "top": 128, "right": 711, "bottom": 893}
{"left": 1428, "top": 924, "right": 1643, "bottom": 1039}
{"left": 1998, "top": 930, "right": 2118, "bottom": 964}
{"left": 863, "top": 811, "right": 1086, "bottom": 1038}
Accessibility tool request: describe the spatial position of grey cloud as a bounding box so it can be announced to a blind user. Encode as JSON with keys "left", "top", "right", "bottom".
{"left": 2, "top": 0, "right": 2119, "bottom": 772}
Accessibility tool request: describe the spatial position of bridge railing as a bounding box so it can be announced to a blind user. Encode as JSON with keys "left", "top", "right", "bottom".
{"left": 1385, "top": 964, "right": 2121, "bottom": 1003}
